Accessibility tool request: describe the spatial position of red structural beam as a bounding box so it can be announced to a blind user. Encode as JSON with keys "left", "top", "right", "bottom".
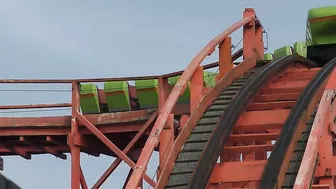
{"left": 92, "top": 110, "right": 158, "bottom": 189}
{"left": 0, "top": 123, "right": 148, "bottom": 136}
{"left": 0, "top": 103, "right": 71, "bottom": 109}
{"left": 0, "top": 75, "right": 159, "bottom": 84}
{"left": 0, "top": 109, "right": 153, "bottom": 127}
{"left": 125, "top": 9, "right": 259, "bottom": 188}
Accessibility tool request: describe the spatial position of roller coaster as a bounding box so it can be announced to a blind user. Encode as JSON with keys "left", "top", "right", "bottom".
{"left": 0, "top": 6, "right": 336, "bottom": 189}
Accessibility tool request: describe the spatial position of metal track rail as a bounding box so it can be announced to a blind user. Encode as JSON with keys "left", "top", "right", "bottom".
{"left": 163, "top": 55, "right": 317, "bottom": 189}
{"left": 260, "top": 56, "right": 336, "bottom": 189}
{"left": 282, "top": 108, "right": 318, "bottom": 189}
{"left": 188, "top": 56, "right": 317, "bottom": 189}
{"left": 164, "top": 68, "right": 260, "bottom": 189}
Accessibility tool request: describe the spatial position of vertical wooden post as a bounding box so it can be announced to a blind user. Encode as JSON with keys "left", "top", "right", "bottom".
{"left": 242, "top": 11, "right": 258, "bottom": 186}
{"left": 70, "top": 81, "right": 81, "bottom": 189}
{"left": 243, "top": 8, "right": 256, "bottom": 60}
{"left": 190, "top": 66, "right": 204, "bottom": 113}
{"left": 179, "top": 115, "right": 189, "bottom": 129}
{"left": 218, "top": 37, "right": 233, "bottom": 80}
{"left": 241, "top": 11, "right": 258, "bottom": 187}
{"left": 157, "top": 77, "right": 173, "bottom": 179}
{"left": 158, "top": 114, "right": 174, "bottom": 178}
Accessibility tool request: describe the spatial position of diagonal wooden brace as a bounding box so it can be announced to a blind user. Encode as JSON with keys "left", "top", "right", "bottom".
{"left": 92, "top": 110, "right": 158, "bottom": 189}
{"left": 74, "top": 111, "right": 156, "bottom": 188}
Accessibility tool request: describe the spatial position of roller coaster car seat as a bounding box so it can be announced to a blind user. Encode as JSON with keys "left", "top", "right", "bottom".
{"left": 104, "top": 81, "right": 139, "bottom": 112}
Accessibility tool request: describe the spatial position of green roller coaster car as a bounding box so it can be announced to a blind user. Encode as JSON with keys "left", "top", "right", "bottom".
{"left": 80, "top": 6, "right": 336, "bottom": 115}
{"left": 264, "top": 6, "right": 336, "bottom": 64}
{"left": 305, "top": 6, "right": 336, "bottom": 65}
{"left": 306, "top": 6, "right": 336, "bottom": 46}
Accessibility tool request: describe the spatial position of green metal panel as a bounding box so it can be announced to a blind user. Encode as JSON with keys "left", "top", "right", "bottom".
{"left": 274, "top": 46, "right": 293, "bottom": 60}
{"left": 135, "top": 79, "right": 159, "bottom": 108}
{"left": 104, "top": 81, "right": 131, "bottom": 111}
{"left": 79, "top": 83, "right": 100, "bottom": 114}
{"left": 167, "top": 76, "right": 179, "bottom": 85}
{"left": 307, "top": 6, "right": 336, "bottom": 45}
{"left": 293, "top": 41, "right": 307, "bottom": 57}
{"left": 308, "top": 6, "right": 336, "bottom": 20}
{"left": 264, "top": 53, "right": 274, "bottom": 60}
{"left": 168, "top": 76, "right": 190, "bottom": 104}
{"left": 203, "top": 71, "right": 217, "bottom": 87}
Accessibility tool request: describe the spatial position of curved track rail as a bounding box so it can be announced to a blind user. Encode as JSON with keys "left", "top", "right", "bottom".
{"left": 189, "top": 56, "right": 317, "bottom": 189}
{"left": 158, "top": 55, "right": 323, "bottom": 188}
{"left": 164, "top": 66, "right": 261, "bottom": 188}
{"left": 260, "top": 56, "right": 336, "bottom": 189}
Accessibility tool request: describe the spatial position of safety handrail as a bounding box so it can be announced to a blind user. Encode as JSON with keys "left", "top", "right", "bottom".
{"left": 0, "top": 50, "right": 243, "bottom": 85}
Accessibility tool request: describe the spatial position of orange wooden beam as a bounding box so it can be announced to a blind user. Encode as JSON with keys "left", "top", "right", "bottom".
{"left": 254, "top": 93, "right": 300, "bottom": 102}
{"left": 209, "top": 160, "right": 266, "bottom": 183}
{"left": 224, "top": 144, "right": 273, "bottom": 153}
{"left": 247, "top": 101, "right": 296, "bottom": 111}
{"left": 228, "top": 133, "right": 278, "bottom": 142}
{"left": 218, "top": 37, "right": 232, "bottom": 79}
{"left": 234, "top": 109, "right": 289, "bottom": 132}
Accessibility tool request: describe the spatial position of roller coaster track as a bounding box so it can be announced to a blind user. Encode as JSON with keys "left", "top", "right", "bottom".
{"left": 2, "top": 8, "right": 336, "bottom": 189}
{"left": 156, "top": 55, "right": 313, "bottom": 188}
{"left": 260, "top": 56, "right": 336, "bottom": 189}
{"left": 156, "top": 55, "right": 336, "bottom": 188}
{"left": 155, "top": 56, "right": 336, "bottom": 189}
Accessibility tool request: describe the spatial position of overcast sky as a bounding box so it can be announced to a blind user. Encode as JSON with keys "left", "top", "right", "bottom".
{"left": 0, "top": 0, "right": 334, "bottom": 188}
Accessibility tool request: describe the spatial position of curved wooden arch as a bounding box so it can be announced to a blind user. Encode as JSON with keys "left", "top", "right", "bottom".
{"left": 125, "top": 11, "right": 258, "bottom": 189}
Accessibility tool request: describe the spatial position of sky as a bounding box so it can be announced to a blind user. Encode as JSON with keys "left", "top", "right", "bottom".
{"left": 0, "top": 0, "right": 335, "bottom": 188}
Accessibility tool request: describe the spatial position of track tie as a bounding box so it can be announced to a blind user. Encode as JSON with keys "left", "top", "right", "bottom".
{"left": 207, "top": 104, "right": 228, "bottom": 111}
{"left": 230, "top": 82, "right": 246, "bottom": 87}
{"left": 212, "top": 99, "right": 231, "bottom": 106}
{"left": 198, "top": 118, "right": 218, "bottom": 125}
{"left": 203, "top": 111, "right": 223, "bottom": 118}
{"left": 221, "top": 90, "right": 238, "bottom": 96}
{"left": 226, "top": 86, "right": 243, "bottom": 91}
{"left": 176, "top": 151, "right": 203, "bottom": 163}
{"left": 186, "top": 132, "right": 212, "bottom": 143}
{"left": 217, "top": 95, "right": 235, "bottom": 101}
{"left": 192, "top": 124, "right": 216, "bottom": 134}
{"left": 183, "top": 142, "right": 207, "bottom": 152}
